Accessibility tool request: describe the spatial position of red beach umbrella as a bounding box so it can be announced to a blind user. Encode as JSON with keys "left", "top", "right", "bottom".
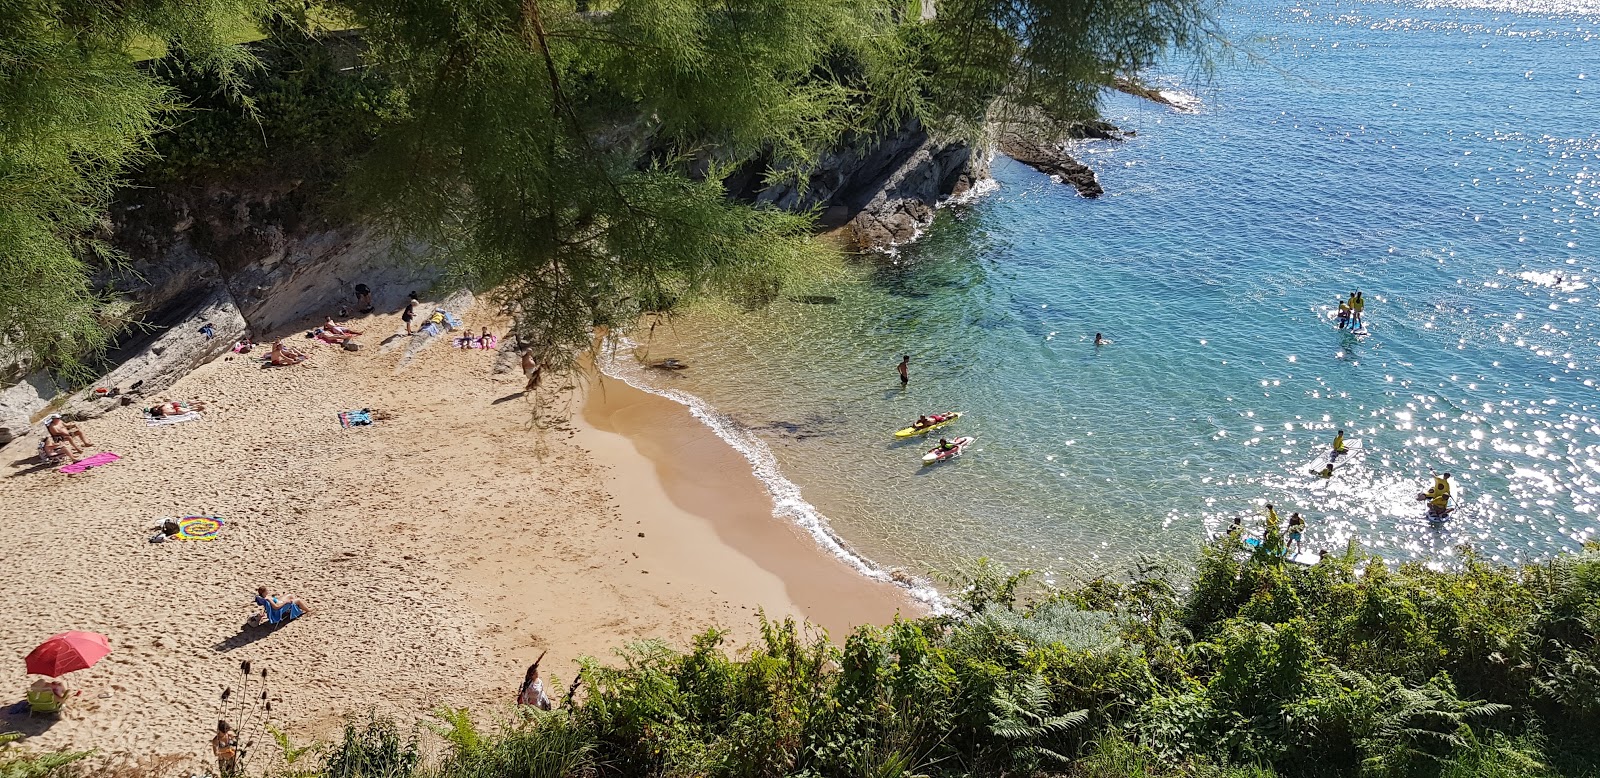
{"left": 25, "top": 631, "right": 111, "bottom": 677}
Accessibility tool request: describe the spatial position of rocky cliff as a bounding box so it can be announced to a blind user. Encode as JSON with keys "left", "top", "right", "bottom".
{"left": 0, "top": 119, "right": 1005, "bottom": 446}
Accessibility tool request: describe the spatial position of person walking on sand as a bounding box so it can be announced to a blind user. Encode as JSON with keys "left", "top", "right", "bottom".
{"left": 401, "top": 292, "right": 419, "bottom": 334}
{"left": 523, "top": 349, "right": 543, "bottom": 391}
{"left": 896, "top": 355, "right": 910, "bottom": 388}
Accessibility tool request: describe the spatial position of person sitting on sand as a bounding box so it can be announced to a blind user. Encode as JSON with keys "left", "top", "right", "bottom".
{"left": 270, "top": 341, "right": 308, "bottom": 366}
{"left": 148, "top": 400, "right": 207, "bottom": 418}
{"left": 42, "top": 414, "right": 90, "bottom": 453}
{"left": 29, "top": 677, "right": 67, "bottom": 709}
{"left": 517, "top": 651, "right": 553, "bottom": 710}
{"left": 255, "top": 586, "right": 311, "bottom": 618}
{"left": 38, "top": 436, "right": 76, "bottom": 464}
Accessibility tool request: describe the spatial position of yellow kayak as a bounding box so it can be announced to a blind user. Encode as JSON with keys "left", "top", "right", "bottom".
{"left": 894, "top": 412, "right": 962, "bottom": 438}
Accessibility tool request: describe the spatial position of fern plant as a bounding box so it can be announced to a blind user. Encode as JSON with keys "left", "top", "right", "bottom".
{"left": 986, "top": 673, "right": 1089, "bottom": 770}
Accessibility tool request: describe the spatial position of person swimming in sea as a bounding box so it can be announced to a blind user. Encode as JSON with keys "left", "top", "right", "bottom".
{"left": 1313, "top": 462, "right": 1334, "bottom": 479}
{"left": 1331, "top": 429, "right": 1348, "bottom": 458}
{"left": 1094, "top": 332, "right": 1109, "bottom": 346}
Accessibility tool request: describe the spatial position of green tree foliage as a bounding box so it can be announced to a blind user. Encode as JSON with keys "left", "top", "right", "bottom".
{"left": 306, "top": 546, "right": 1599, "bottom": 778}
{"left": 0, "top": 0, "right": 265, "bottom": 377}
{"left": 319, "top": 0, "right": 1222, "bottom": 371}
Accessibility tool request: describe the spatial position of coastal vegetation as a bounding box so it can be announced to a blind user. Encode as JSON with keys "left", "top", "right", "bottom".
{"left": 14, "top": 539, "right": 1596, "bottom": 777}
{"left": 1, "top": 0, "right": 1217, "bottom": 378}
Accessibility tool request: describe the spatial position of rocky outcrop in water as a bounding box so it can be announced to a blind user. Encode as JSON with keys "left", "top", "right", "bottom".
{"left": 727, "top": 119, "right": 989, "bottom": 252}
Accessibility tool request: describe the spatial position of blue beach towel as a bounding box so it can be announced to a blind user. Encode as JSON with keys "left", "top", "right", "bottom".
{"left": 339, "top": 409, "right": 373, "bottom": 428}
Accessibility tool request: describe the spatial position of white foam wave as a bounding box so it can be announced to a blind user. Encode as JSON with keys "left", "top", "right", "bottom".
{"left": 598, "top": 343, "right": 951, "bottom": 614}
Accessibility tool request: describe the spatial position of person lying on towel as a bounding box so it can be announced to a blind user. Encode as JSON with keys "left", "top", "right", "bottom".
{"left": 324, "top": 318, "right": 362, "bottom": 336}
{"left": 148, "top": 400, "right": 207, "bottom": 418}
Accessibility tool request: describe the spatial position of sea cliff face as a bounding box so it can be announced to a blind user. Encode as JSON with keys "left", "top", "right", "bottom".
{"left": 0, "top": 122, "right": 1005, "bottom": 444}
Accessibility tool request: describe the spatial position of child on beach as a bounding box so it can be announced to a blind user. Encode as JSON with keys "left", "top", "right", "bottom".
{"left": 213, "top": 721, "right": 239, "bottom": 776}
{"left": 401, "top": 292, "right": 419, "bottom": 334}
{"left": 518, "top": 651, "right": 552, "bottom": 710}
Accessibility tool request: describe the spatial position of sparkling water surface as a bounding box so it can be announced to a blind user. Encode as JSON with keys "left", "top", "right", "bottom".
{"left": 611, "top": 0, "right": 1600, "bottom": 582}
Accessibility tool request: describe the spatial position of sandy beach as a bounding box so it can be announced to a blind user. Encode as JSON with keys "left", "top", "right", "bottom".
{"left": 0, "top": 302, "right": 913, "bottom": 766}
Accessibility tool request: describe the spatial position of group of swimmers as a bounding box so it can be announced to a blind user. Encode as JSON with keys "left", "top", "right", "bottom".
{"left": 1335, "top": 291, "right": 1366, "bottom": 330}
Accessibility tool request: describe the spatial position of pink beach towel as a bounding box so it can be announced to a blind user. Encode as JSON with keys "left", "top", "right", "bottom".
{"left": 59, "top": 452, "right": 120, "bottom": 474}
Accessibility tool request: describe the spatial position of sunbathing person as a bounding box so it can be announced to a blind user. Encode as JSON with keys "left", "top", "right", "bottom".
{"left": 270, "top": 341, "right": 308, "bottom": 365}
{"left": 254, "top": 586, "right": 311, "bottom": 624}
{"left": 42, "top": 414, "right": 90, "bottom": 452}
{"left": 324, "top": 319, "right": 362, "bottom": 336}
{"left": 315, "top": 328, "right": 355, "bottom": 344}
{"left": 37, "top": 436, "right": 76, "bottom": 464}
{"left": 148, "top": 400, "right": 207, "bottom": 418}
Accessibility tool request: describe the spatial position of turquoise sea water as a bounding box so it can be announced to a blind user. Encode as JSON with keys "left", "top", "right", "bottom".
{"left": 607, "top": 0, "right": 1600, "bottom": 585}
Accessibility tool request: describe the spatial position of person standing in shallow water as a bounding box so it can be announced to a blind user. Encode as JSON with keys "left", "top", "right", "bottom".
{"left": 896, "top": 355, "right": 909, "bottom": 387}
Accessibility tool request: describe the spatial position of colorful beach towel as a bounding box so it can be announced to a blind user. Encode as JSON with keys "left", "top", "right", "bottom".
{"left": 176, "top": 515, "right": 224, "bottom": 540}
{"left": 338, "top": 409, "right": 373, "bottom": 428}
{"left": 146, "top": 411, "right": 203, "bottom": 426}
{"left": 59, "top": 452, "right": 120, "bottom": 474}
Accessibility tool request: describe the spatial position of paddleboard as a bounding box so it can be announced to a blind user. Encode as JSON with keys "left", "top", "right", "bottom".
{"left": 923, "top": 436, "right": 974, "bottom": 464}
{"left": 1303, "top": 438, "right": 1362, "bottom": 475}
{"left": 1242, "top": 536, "right": 1321, "bottom": 566}
{"left": 894, "top": 411, "right": 963, "bottom": 438}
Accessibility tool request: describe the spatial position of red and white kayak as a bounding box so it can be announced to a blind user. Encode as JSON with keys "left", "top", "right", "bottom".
{"left": 922, "top": 436, "right": 974, "bottom": 465}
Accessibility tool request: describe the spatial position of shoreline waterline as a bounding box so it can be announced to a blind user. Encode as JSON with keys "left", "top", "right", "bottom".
{"left": 596, "top": 343, "right": 949, "bottom": 613}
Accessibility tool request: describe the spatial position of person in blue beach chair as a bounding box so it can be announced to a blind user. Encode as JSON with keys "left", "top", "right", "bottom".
{"left": 253, "top": 586, "right": 311, "bottom": 626}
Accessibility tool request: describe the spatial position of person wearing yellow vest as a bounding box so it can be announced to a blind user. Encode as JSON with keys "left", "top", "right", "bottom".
{"left": 1331, "top": 429, "right": 1348, "bottom": 458}
{"left": 1336, "top": 298, "right": 1351, "bottom": 329}
{"left": 1432, "top": 472, "right": 1452, "bottom": 497}
{"left": 1351, "top": 291, "right": 1366, "bottom": 328}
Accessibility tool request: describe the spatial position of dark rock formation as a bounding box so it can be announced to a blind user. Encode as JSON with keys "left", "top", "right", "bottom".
{"left": 997, "top": 128, "right": 1104, "bottom": 198}
{"left": 728, "top": 119, "right": 989, "bottom": 252}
